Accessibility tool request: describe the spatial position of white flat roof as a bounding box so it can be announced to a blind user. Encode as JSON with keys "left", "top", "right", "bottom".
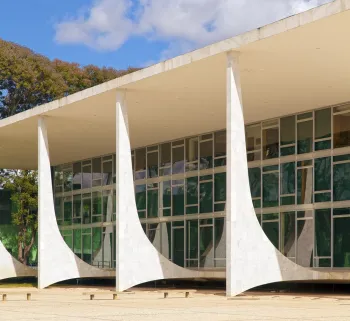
{"left": 1, "top": 0, "right": 350, "bottom": 169}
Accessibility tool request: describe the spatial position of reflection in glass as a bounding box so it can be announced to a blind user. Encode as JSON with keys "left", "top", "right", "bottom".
{"left": 186, "top": 137, "right": 198, "bottom": 171}
{"left": 280, "top": 116, "right": 295, "bottom": 146}
{"left": 297, "top": 167, "right": 313, "bottom": 204}
{"left": 200, "top": 223, "right": 214, "bottom": 268}
{"left": 214, "top": 131, "right": 226, "bottom": 158}
{"left": 92, "top": 158, "right": 102, "bottom": 187}
{"left": 82, "top": 194, "right": 91, "bottom": 224}
{"left": 102, "top": 190, "right": 113, "bottom": 222}
{"left": 246, "top": 124, "right": 261, "bottom": 161}
{"left": 200, "top": 140, "right": 213, "bottom": 170}
{"left": 263, "top": 127, "right": 279, "bottom": 159}
{"left": 160, "top": 143, "right": 171, "bottom": 168}
{"left": 147, "top": 188, "right": 158, "bottom": 218}
{"left": 73, "top": 162, "right": 82, "bottom": 190}
{"left": 102, "top": 160, "right": 113, "bottom": 186}
{"left": 92, "top": 227, "right": 102, "bottom": 267}
{"left": 63, "top": 196, "right": 72, "bottom": 225}
{"left": 281, "top": 212, "right": 296, "bottom": 259}
{"left": 173, "top": 227, "right": 184, "bottom": 267}
{"left": 296, "top": 211, "right": 313, "bottom": 267}
{"left": 172, "top": 146, "right": 185, "bottom": 174}
{"left": 280, "top": 162, "right": 295, "bottom": 195}
{"left": 172, "top": 185, "right": 184, "bottom": 216}
{"left": 214, "top": 173, "right": 226, "bottom": 202}
{"left": 314, "top": 157, "right": 331, "bottom": 192}
{"left": 73, "top": 195, "right": 81, "bottom": 224}
{"left": 186, "top": 177, "right": 198, "bottom": 205}
{"left": 92, "top": 191, "right": 102, "bottom": 222}
{"left": 147, "top": 151, "right": 158, "bottom": 178}
{"left": 200, "top": 181, "right": 213, "bottom": 213}
{"left": 262, "top": 220, "right": 279, "bottom": 249}
{"left": 334, "top": 107, "right": 350, "bottom": 148}
{"left": 297, "top": 120, "right": 313, "bottom": 154}
{"left": 82, "top": 232, "right": 92, "bottom": 264}
{"left": 135, "top": 148, "right": 146, "bottom": 180}
{"left": 186, "top": 220, "right": 198, "bottom": 262}
{"left": 333, "top": 163, "right": 350, "bottom": 201}
{"left": 82, "top": 164, "right": 92, "bottom": 189}
{"left": 248, "top": 168, "right": 261, "bottom": 198}
{"left": 73, "top": 229, "right": 81, "bottom": 258}
{"left": 63, "top": 170, "right": 72, "bottom": 192}
{"left": 263, "top": 172, "right": 279, "bottom": 207}
{"left": 315, "top": 209, "right": 331, "bottom": 260}
{"left": 334, "top": 216, "right": 350, "bottom": 267}
{"left": 315, "top": 108, "right": 331, "bottom": 140}
{"left": 214, "top": 218, "right": 225, "bottom": 267}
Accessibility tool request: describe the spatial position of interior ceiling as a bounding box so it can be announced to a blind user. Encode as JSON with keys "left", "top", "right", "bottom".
{"left": 1, "top": 8, "right": 350, "bottom": 169}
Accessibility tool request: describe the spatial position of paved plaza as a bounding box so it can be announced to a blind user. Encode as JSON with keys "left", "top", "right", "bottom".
{"left": 0, "top": 287, "right": 350, "bottom": 320}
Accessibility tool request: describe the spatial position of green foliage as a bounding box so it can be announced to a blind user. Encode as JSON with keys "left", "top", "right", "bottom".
{"left": 0, "top": 38, "right": 139, "bottom": 118}
{"left": 0, "top": 170, "right": 38, "bottom": 264}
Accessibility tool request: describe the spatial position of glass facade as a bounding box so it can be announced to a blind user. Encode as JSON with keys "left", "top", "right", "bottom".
{"left": 54, "top": 103, "right": 350, "bottom": 270}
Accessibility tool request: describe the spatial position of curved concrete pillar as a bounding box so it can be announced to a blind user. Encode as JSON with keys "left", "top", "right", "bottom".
{"left": 115, "top": 93, "right": 218, "bottom": 292}
{"left": 38, "top": 117, "right": 114, "bottom": 289}
{"left": 0, "top": 240, "right": 36, "bottom": 280}
{"left": 226, "top": 52, "right": 350, "bottom": 297}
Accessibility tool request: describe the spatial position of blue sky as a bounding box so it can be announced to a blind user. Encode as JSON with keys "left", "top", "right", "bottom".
{"left": 0, "top": 0, "right": 330, "bottom": 70}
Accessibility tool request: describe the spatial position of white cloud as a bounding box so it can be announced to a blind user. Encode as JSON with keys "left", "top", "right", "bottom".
{"left": 55, "top": 0, "right": 332, "bottom": 59}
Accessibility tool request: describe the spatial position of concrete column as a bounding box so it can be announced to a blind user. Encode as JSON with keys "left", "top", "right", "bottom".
{"left": 38, "top": 117, "right": 113, "bottom": 289}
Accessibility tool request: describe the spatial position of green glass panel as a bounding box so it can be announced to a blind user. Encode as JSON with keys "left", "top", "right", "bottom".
{"left": 147, "top": 151, "right": 158, "bottom": 178}
{"left": 82, "top": 234, "right": 92, "bottom": 264}
{"left": 200, "top": 181, "right": 213, "bottom": 213}
{"left": 92, "top": 227, "right": 102, "bottom": 264}
{"left": 200, "top": 225, "right": 213, "bottom": 267}
{"left": 252, "top": 199, "right": 261, "bottom": 208}
{"left": 186, "top": 177, "right": 198, "bottom": 205}
{"left": 263, "top": 127, "right": 279, "bottom": 160}
{"left": 297, "top": 168, "right": 313, "bottom": 204}
{"left": 315, "top": 108, "right": 331, "bottom": 139}
{"left": 214, "top": 218, "right": 225, "bottom": 261}
{"left": 186, "top": 206, "right": 198, "bottom": 215}
{"left": 147, "top": 189, "right": 158, "bottom": 218}
{"left": 63, "top": 235, "right": 73, "bottom": 250}
{"left": 200, "top": 140, "right": 213, "bottom": 170}
{"left": 186, "top": 220, "right": 198, "bottom": 259}
{"left": 281, "top": 196, "right": 295, "bottom": 205}
{"left": 138, "top": 211, "right": 146, "bottom": 219}
{"left": 334, "top": 111, "right": 350, "bottom": 148}
{"left": 315, "top": 209, "right": 331, "bottom": 257}
{"left": 73, "top": 195, "right": 81, "bottom": 224}
{"left": 280, "top": 116, "right": 295, "bottom": 146}
{"left": 135, "top": 185, "right": 146, "bottom": 210}
{"left": 214, "top": 203, "right": 225, "bottom": 212}
{"left": 173, "top": 228, "right": 185, "bottom": 267}
{"left": 315, "top": 140, "right": 331, "bottom": 151}
{"left": 162, "top": 181, "right": 171, "bottom": 208}
{"left": 73, "top": 229, "right": 81, "bottom": 258}
{"left": 263, "top": 221, "right": 279, "bottom": 249}
{"left": 333, "top": 208, "right": 350, "bottom": 216}
{"left": 314, "top": 193, "right": 331, "bottom": 203}
{"left": 172, "top": 186, "right": 185, "bottom": 216}
{"left": 334, "top": 154, "right": 350, "bottom": 162}
{"left": 63, "top": 170, "right": 73, "bottom": 192}
{"left": 263, "top": 172, "right": 279, "bottom": 208}
{"left": 263, "top": 165, "right": 279, "bottom": 172}
{"left": 163, "top": 209, "right": 171, "bottom": 217}
{"left": 281, "top": 162, "right": 295, "bottom": 195}
{"left": 55, "top": 197, "right": 63, "bottom": 220}
{"left": 281, "top": 146, "right": 295, "bottom": 156}
{"left": 263, "top": 213, "right": 279, "bottom": 221}
{"left": 314, "top": 157, "right": 331, "bottom": 191}
{"left": 214, "top": 173, "right": 226, "bottom": 202}
{"left": 92, "top": 216, "right": 102, "bottom": 223}
{"left": 334, "top": 217, "right": 350, "bottom": 267}
{"left": 317, "top": 258, "right": 331, "bottom": 267}
{"left": 92, "top": 192, "right": 102, "bottom": 215}
{"left": 63, "top": 198, "right": 72, "bottom": 225}
{"left": 297, "top": 112, "right": 312, "bottom": 120}
{"left": 256, "top": 214, "right": 261, "bottom": 224}
{"left": 214, "top": 158, "right": 226, "bottom": 167}
{"left": 200, "top": 175, "right": 212, "bottom": 181}
{"left": 281, "top": 212, "right": 295, "bottom": 258}
{"left": 248, "top": 168, "right": 261, "bottom": 198}
{"left": 297, "top": 120, "right": 313, "bottom": 154}
{"left": 82, "top": 195, "right": 91, "bottom": 224}
{"left": 297, "top": 160, "right": 312, "bottom": 167}
{"left": 333, "top": 163, "right": 350, "bottom": 201}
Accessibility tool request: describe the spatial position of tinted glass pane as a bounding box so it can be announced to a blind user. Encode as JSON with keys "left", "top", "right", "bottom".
{"left": 92, "top": 192, "right": 102, "bottom": 215}
{"left": 92, "top": 227, "right": 102, "bottom": 267}
{"left": 334, "top": 217, "right": 350, "bottom": 267}
{"left": 214, "top": 131, "right": 226, "bottom": 158}
{"left": 246, "top": 125, "right": 261, "bottom": 155}
{"left": 200, "top": 226, "right": 214, "bottom": 268}
{"left": 82, "top": 234, "right": 91, "bottom": 264}
{"left": 135, "top": 148, "right": 146, "bottom": 179}
{"left": 280, "top": 162, "right": 295, "bottom": 195}
{"left": 297, "top": 168, "right": 313, "bottom": 204}
{"left": 333, "top": 163, "right": 350, "bottom": 201}
{"left": 186, "top": 177, "right": 198, "bottom": 205}
{"left": 214, "top": 218, "right": 225, "bottom": 261}
{"left": 161, "top": 181, "right": 171, "bottom": 208}
{"left": 63, "top": 170, "right": 73, "bottom": 192}
{"left": 315, "top": 108, "right": 331, "bottom": 139}
{"left": 200, "top": 181, "right": 213, "bottom": 213}
{"left": 82, "top": 194, "right": 91, "bottom": 224}
{"left": 73, "top": 195, "right": 81, "bottom": 224}
{"left": 315, "top": 140, "right": 331, "bottom": 151}
{"left": 315, "top": 209, "right": 331, "bottom": 257}
{"left": 135, "top": 185, "right": 146, "bottom": 211}
{"left": 296, "top": 216, "right": 313, "bottom": 267}
{"left": 102, "top": 160, "right": 113, "bottom": 186}
{"left": 160, "top": 143, "right": 171, "bottom": 168}
{"left": 147, "top": 189, "right": 158, "bottom": 218}
{"left": 263, "top": 173, "right": 279, "bottom": 207}
{"left": 297, "top": 120, "right": 313, "bottom": 154}
{"left": 73, "top": 163, "right": 82, "bottom": 190}
{"left": 82, "top": 165, "right": 92, "bottom": 189}
{"left": 334, "top": 110, "right": 350, "bottom": 148}
{"left": 64, "top": 197, "right": 72, "bottom": 225}
{"left": 187, "top": 220, "right": 198, "bottom": 259}
{"left": 314, "top": 157, "right": 331, "bottom": 191}
{"left": 147, "top": 152, "right": 158, "bottom": 178}
{"left": 73, "top": 229, "right": 81, "bottom": 258}
{"left": 200, "top": 140, "right": 213, "bottom": 170}
{"left": 314, "top": 192, "right": 331, "bottom": 203}
{"left": 92, "top": 158, "right": 101, "bottom": 186}
{"left": 281, "top": 212, "right": 296, "bottom": 259}
{"left": 214, "top": 173, "right": 226, "bottom": 202}
{"left": 280, "top": 116, "right": 295, "bottom": 146}
{"left": 281, "top": 146, "right": 295, "bottom": 156}
{"left": 248, "top": 168, "right": 261, "bottom": 198}
{"left": 173, "top": 228, "right": 184, "bottom": 267}
{"left": 263, "top": 221, "right": 279, "bottom": 249}
{"left": 172, "top": 146, "right": 185, "bottom": 174}
{"left": 186, "top": 137, "right": 198, "bottom": 171}
{"left": 102, "top": 190, "right": 113, "bottom": 222}
{"left": 172, "top": 186, "right": 184, "bottom": 216}
{"left": 263, "top": 127, "right": 279, "bottom": 159}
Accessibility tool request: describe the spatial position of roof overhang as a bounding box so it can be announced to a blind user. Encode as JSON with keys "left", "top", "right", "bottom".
{"left": 1, "top": 0, "right": 350, "bottom": 169}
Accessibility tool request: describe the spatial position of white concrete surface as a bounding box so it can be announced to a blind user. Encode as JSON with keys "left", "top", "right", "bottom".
{"left": 37, "top": 117, "right": 114, "bottom": 289}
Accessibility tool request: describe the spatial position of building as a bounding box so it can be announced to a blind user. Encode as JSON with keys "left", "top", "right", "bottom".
{"left": 1, "top": 0, "right": 350, "bottom": 296}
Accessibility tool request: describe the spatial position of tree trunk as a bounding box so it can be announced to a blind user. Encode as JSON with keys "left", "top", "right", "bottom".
{"left": 23, "top": 229, "right": 36, "bottom": 266}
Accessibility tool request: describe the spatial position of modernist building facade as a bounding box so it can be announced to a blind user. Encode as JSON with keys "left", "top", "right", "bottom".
{"left": 1, "top": 0, "right": 350, "bottom": 296}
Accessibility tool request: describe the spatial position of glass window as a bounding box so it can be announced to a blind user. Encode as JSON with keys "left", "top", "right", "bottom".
{"left": 55, "top": 197, "right": 63, "bottom": 221}
{"left": 280, "top": 116, "right": 295, "bottom": 146}
{"left": 334, "top": 216, "right": 350, "bottom": 267}
{"left": 200, "top": 140, "right": 213, "bottom": 170}
{"left": 147, "top": 151, "right": 158, "bottom": 178}
{"left": 214, "top": 217, "right": 225, "bottom": 266}
{"left": 262, "top": 220, "right": 279, "bottom": 249}
{"left": 186, "top": 220, "right": 198, "bottom": 260}
{"left": 82, "top": 194, "right": 91, "bottom": 224}
{"left": 314, "top": 209, "right": 331, "bottom": 258}
{"left": 200, "top": 181, "right": 213, "bottom": 213}
{"left": 73, "top": 162, "right": 82, "bottom": 190}
{"left": 73, "top": 195, "right": 81, "bottom": 224}
{"left": 263, "top": 172, "right": 279, "bottom": 208}
{"left": 214, "top": 131, "right": 226, "bottom": 158}
{"left": 186, "top": 137, "right": 198, "bottom": 171}
{"left": 92, "top": 191, "right": 102, "bottom": 222}
{"left": 147, "top": 188, "right": 158, "bottom": 218}
{"left": 135, "top": 185, "right": 146, "bottom": 211}
{"left": 248, "top": 168, "right": 261, "bottom": 199}
{"left": 172, "top": 144, "right": 185, "bottom": 174}
{"left": 200, "top": 221, "right": 214, "bottom": 268}
{"left": 281, "top": 212, "right": 296, "bottom": 260}
{"left": 135, "top": 148, "right": 146, "bottom": 180}
{"left": 334, "top": 105, "right": 350, "bottom": 148}
{"left": 54, "top": 167, "right": 63, "bottom": 193}
{"left": 160, "top": 181, "right": 171, "bottom": 209}
{"left": 333, "top": 163, "right": 350, "bottom": 201}
{"left": 63, "top": 170, "right": 73, "bottom": 192}
{"left": 63, "top": 196, "right": 72, "bottom": 225}
{"left": 102, "top": 190, "right": 113, "bottom": 222}
{"left": 92, "top": 158, "right": 102, "bottom": 187}
{"left": 296, "top": 211, "right": 313, "bottom": 267}
{"left": 214, "top": 173, "right": 226, "bottom": 203}
{"left": 82, "top": 233, "right": 92, "bottom": 264}
{"left": 160, "top": 143, "right": 171, "bottom": 168}
{"left": 186, "top": 177, "right": 198, "bottom": 206}
{"left": 297, "top": 120, "right": 313, "bottom": 154}
{"left": 92, "top": 227, "right": 102, "bottom": 267}
{"left": 172, "top": 185, "right": 184, "bottom": 216}
{"left": 172, "top": 227, "right": 184, "bottom": 267}
{"left": 82, "top": 163, "right": 92, "bottom": 189}
{"left": 314, "top": 157, "right": 331, "bottom": 192}
{"left": 315, "top": 108, "right": 331, "bottom": 140}
{"left": 281, "top": 162, "right": 295, "bottom": 195}
{"left": 297, "top": 167, "right": 313, "bottom": 204}
{"left": 73, "top": 229, "right": 81, "bottom": 258}
{"left": 246, "top": 124, "right": 261, "bottom": 161}
{"left": 263, "top": 127, "right": 279, "bottom": 160}
{"left": 102, "top": 160, "right": 113, "bottom": 186}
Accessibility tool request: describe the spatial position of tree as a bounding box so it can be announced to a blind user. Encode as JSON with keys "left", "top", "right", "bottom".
{"left": 0, "top": 170, "right": 38, "bottom": 265}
